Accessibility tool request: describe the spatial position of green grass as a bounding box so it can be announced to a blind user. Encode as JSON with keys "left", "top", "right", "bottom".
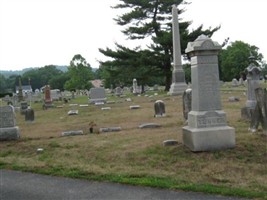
{"left": 0, "top": 88, "right": 267, "bottom": 199}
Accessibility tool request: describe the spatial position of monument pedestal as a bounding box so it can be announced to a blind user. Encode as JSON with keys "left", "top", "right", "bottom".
{"left": 169, "top": 82, "right": 187, "bottom": 96}
{"left": 0, "top": 127, "right": 20, "bottom": 140}
{"left": 183, "top": 126, "right": 235, "bottom": 152}
{"left": 183, "top": 110, "right": 235, "bottom": 151}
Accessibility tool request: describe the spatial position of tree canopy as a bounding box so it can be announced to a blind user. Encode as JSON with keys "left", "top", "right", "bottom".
{"left": 64, "top": 54, "right": 94, "bottom": 91}
{"left": 219, "top": 41, "right": 263, "bottom": 81}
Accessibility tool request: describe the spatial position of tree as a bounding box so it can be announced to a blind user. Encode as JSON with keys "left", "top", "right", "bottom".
{"left": 99, "top": 44, "right": 163, "bottom": 90}
{"left": 99, "top": 0, "right": 219, "bottom": 91}
{"left": 0, "top": 74, "right": 7, "bottom": 93}
{"left": 219, "top": 41, "right": 263, "bottom": 81}
{"left": 64, "top": 54, "right": 94, "bottom": 91}
{"left": 22, "top": 65, "right": 63, "bottom": 90}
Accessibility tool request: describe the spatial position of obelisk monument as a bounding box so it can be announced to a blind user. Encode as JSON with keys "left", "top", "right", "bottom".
{"left": 168, "top": 5, "right": 187, "bottom": 96}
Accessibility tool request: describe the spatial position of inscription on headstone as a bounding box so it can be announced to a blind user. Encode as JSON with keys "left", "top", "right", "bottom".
{"left": 0, "top": 106, "right": 20, "bottom": 140}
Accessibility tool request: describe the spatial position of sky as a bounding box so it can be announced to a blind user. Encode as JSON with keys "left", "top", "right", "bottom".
{"left": 0, "top": 0, "right": 266, "bottom": 71}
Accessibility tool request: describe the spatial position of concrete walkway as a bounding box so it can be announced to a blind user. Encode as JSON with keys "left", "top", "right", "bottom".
{"left": 0, "top": 170, "right": 247, "bottom": 200}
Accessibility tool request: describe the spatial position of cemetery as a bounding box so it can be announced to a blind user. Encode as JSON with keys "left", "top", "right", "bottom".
{"left": 0, "top": 81, "right": 266, "bottom": 199}
{"left": 0, "top": 3, "right": 267, "bottom": 199}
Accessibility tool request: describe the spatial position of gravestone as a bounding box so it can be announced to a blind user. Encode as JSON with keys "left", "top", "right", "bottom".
{"left": 163, "top": 140, "right": 178, "bottom": 146}
{"left": 20, "top": 102, "right": 28, "bottom": 115}
{"left": 231, "top": 78, "right": 238, "bottom": 87}
{"left": 168, "top": 5, "right": 187, "bottom": 95}
{"left": 62, "top": 130, "right": 83, "bottom": 136}
{"left": 241, "top": 56, "right": 262, "bottom": 120}
{"left": 44, "top": 85, "right": 53, "bottom": 108}
{"left": 0, "top": 106, "right": 20, "bottom": 140}
{"left": 249, "top": 88, "right": 267, "bottom": 134}
{"left": 88, "top": 88, "right": 107, "bottom": 104}
{"left": 130, "top": 105, "right": 140, "bottom": 109}
{"left": 99, "top": 127, "right": 122, "bottom": 133}
{"left": 25, "top": 107, "right": 34, "bottom": 122}
{"left": 183, "top": 88, "right": 192, "bottom": 122}
{"left": 68, "top": 110, "right": 78, "bottom": 115}
{"left": 139, "top": 123, "right": 161, "bottom": 129}
{"left": 115, "top": 87, "right": 123, "bottom": 96}
{"left": 133, "top": 79, "right": 138, "bottom": 95}
{"left": 154, "top": 100, "right": 166, "bottom": 117}
{"left": 183, "top": 35, "right": 235, "bottom": 152}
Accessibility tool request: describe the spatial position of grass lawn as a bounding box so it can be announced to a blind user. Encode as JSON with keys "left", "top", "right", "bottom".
{"left": 0, "top": 85, "right": 266, "bottom": 199}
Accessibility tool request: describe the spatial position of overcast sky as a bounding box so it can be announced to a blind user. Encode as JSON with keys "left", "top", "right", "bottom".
{"left": 0, "top": 0, "right": 266, "bottom": 71}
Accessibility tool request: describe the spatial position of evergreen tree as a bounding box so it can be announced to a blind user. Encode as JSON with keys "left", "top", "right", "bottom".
{"left": 99, "top": 0, "right": 219, "bottom": 90}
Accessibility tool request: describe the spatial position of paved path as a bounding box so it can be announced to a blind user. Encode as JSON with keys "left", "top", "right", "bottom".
{"left": 0, "top": 170, "right": 247, "bottom": 200}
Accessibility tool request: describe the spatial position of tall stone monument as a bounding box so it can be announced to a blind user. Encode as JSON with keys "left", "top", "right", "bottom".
{"left": 0, "top": 106, "right": 20, "bottom": 140}
{"left": 18, "top": 77, "right": 24, "bottom": 102}
{"left": 168, "top": 5, "right": 187, "bottom": 96}
{"left": 182, "top": 35, "right": 235, "bottom": 152}
{"left": 241, "top": 55, "right": 262, "bottom": 120}
{"left": 133, "top": 78, "right": 138, "bottom": 95}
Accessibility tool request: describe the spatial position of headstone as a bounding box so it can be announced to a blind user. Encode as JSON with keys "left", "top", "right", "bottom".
{"left": 79, "top": 104, "right": 89, "bottom": 107}
{"left": 0, "top": 106, "right": 20, "bottom": 140}
{"left": 231, "top": 78, "right": 238, "bottom": 87}
{"left": 163, "top": 140, "right": 178, "bottom": 146}
{"left": 139, "top": 123, "right": 161, "bottom": 129}
{"left": 115, "top": 87, "right": 123, "bottom": 96}
{"left": 88, "top": 88, "right": 107, "bottom": 104}
{"left": 99, "top": 127, "right": 122, "bottom": 133}
{"left": 25, "top": 107, "right": 34, "bottom": 122}
{"left": 153, "top": 84, "right": 159, "bottom": 91}
{"left": 183, "top": 88, "right": 192, "bottom": 122}
{"left": 228, "top": 96, "right": 240, "bottom": 102}
{"left": 241, "top": 55, "right": 262, "bottom": 120}
{"left": 44, "top": 85, "right": 53, "bottom": 108}
{"left": 249, "top": 88, "right": 267, "bottom": 134}
{"left": 20, "top": 102, "right": 28, "bottom": 115}
{"left": 130, "top": 105, "right": 140, "bottom": 109}
{"left": 62, "top": 130, "right": 83, "bottom": 136}
{"left": 168, "top": 5, "right": 187, "bottom": 95}
{"left": 154, "top": 100, "right": 166, "bottom": 117}
{"left": 183, "top": 35, "right": 235, "bottom": 152}
{"left": 101, "top": 107, "right": 111, "bottom": 110}
{"left": 68, "top": 110, "right": 78, "bottom": 115}
{"left": 133, "top": 79, "right": 138, "bottom": 95}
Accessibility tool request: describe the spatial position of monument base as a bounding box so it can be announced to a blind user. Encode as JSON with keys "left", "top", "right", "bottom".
{"left": 168, "top": 82, "right": 187, "bottom": 96}
{"left": 0, "top": 127, "right": 20, "bottom": 140}
{"left": 182, "top": 126, "right": 235, "bottom": 152}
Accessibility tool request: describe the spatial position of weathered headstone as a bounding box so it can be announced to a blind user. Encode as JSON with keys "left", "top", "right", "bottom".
{"left": 132, "top": 79, "right": 139, "bottom": 95}
{"left": 139, "top": 123, "right": 161, "bottom": 129}
{"left": 20, "top": 102, "right": 28, "bottom": 115}
{"left": 130, "top": 105, "right": 140, "bottom": 109}
{"left": 154, "top": 100, "right": 166, "bottom": 117}
{"left": 68, "top": 110, "right": 78, "bottom": 115}
{"left": 99, "top": 127, "right": 122, "bottom": 133}
{"left": 231, "top": 78, "right": 238, "bottom": 87}
{"left": 183, "top": 88, "right": 192, "bottom": 122}
{"left": 101, "top": 107, "right": 111, "bottom": 110}
{"left": 25, "top": 107, "right": 34, "bottom": 122}
{"left": 0, "top": 106, "right": 20, "bottom": 140}
{"left": 183, "top": 35, "right": 235, "bottom": 152}
{"left": 115, "top": 87, "right": 123, "bottom": 96}
{"left": 163, "top": 140, "right": 178, "bottom": 146}
{"left": 249, "top": 88, "right": 267, "bottom": 134}
{"left": 44, "top": 85, "right": 53, "bottom": 108}
{"left": 88, "top": 88, "right": 107, "bottom": 104}
{"left": 168, "top": 5, "right": 187, "bottom": 95}
{"left": 241, "top": 55, "right": 262, "bottom": 120}
{"left": 62, "top": 130, "right": 83, "bottom": 136}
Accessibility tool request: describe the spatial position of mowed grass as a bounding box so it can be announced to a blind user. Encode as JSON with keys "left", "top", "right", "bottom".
{"left": 0, "top": 87, "right": 267, "bottom": 199}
